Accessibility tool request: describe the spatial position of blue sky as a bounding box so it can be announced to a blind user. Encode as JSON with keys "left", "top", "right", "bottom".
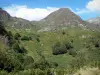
{"left": 0, "top": 0, "right": 100, "bottom": 21}
{"left": 0, "top": 0, "right": 89, "bottom": 8}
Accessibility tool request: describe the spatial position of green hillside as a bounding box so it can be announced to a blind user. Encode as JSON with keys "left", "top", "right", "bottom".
{"left": 0, "top": 26, "right": 99, "bottom": 75}
{"left": 0, "top": 8, "right": 100, "bottom": 75}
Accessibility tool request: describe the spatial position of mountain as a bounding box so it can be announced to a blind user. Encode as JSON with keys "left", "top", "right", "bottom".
{"left": 87, "top": 17, "right": 100, "bottom": 25}
{"left": 86, "top": 17, "right": 100, "bottom": 31}
{"left": 0, "top": 8, "right": 11, "bottom": 22}
{"left": 0, "top": 8, "right": 37, "bottom": 31}
{"left": 0, "top": 8, "right": 99, "bottom": 32}
{"left": 39, "top": 8, "right": 86, "bottom": 31}
{"left": 6, "top": 17, "right": 34, "bottom": 29}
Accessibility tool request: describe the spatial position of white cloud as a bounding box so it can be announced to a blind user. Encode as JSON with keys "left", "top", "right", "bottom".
{"left": 86, "top": 0, "right": 100, "bottom": 12}
{"left": 75, "top": 0, "right": 100, "bottom": 15}
{"left": 4, "top": 5, "right": 59, "bottom": 21}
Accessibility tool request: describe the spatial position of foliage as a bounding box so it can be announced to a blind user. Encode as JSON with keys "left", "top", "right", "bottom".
{"left": 0, "top": 21, "right": 7, "bottom": 35}
{"left": 14, "top": 33, "right": 21, "bottom": 40}
{"left": 12, "top": 42, "right": 27, "bottom": 53}
{"left": 2, "top": 25, "right": 100, "bottom": 75}
{"left": 0, "top": 49, "right": 14, "bottom": 72}
{"left": 21, "top": 36, "right": 32, "bottom": 41}
{"left": 62, "top": 31, "right": 66, "bottom": 35}
{"left": 36, "top": 37, "right": 40, "bottom": 42}
{"left": 52, "top": 41, "right": 73, "bottom": 55}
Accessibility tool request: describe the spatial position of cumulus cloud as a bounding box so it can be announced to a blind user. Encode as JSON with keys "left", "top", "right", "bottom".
{"left": 86, "top": 0, "right": 100, "bottom": 12}
{"left": 4, "top": 5, "right": 59, "bottom": 21}
{"left": 76, "top": 0, "right": 100, "bottom": 14}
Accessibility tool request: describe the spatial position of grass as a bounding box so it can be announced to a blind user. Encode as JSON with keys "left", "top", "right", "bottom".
{"left": 2, "top": 26, "right": 100, "bottom": 74}
{"left": 74, "top": 67, "right": 100, "bottom": 75}
{"left": 15, "top": 27, "right": 99, "bottom": 69}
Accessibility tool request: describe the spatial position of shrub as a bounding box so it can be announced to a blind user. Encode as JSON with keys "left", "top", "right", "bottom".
{"left": 23, "top": 56, "right": 34, "bottom": 69}
{"left": 14, "top": 33, "right": 21, "bottom": 40}
{"left": 53, "top": 62, "right": 58, "bottom": 67}
{"left": 12, "top": 43, "right": 27, "bottom": 53}
{"left": 7, "top": 31, "right": 14, "bottom": 46}
{"left": 21, "top": 36, "right": 32, "bottom": 41}
{"left": 20, "top": 46, "right": 27, "bottom": 53}
{"left": 52, "top": 42, "right": 67, "bottom": 55}
{"left": 12, "top": 42, "right": 20, "bottom": 52}
{"left": 68, "top": 49, "right": 77, "bottom": 57}
{"left": 36, "top": 69, "right": 45, "bottom": 75}
{"left": 95, "top": 42, "right": 99, "bottom": 48}
{"left": 52, "top": 41, "right": 73, "bottom": 55}
{"left": 62, "top": 31, "right": 66, "bottom": 35}
{"left": 34, "top": 58, "right": 51, "bottom": 70}
{"left": 0, "top": 52, "right": 14, "bottom": 72}
{"left": 65, "top": 42, "right": 73, "bottom": 50}
{"left": 36, "top": 37, "right": 40, "bottom": 42}
{"left": 0, "top": 49, "right": 20, "bottom": 72}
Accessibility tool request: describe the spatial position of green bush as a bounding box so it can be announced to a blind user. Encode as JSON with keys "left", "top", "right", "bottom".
{"left": 12, "top": 43, "right": 27, "bottom": 53}
{"left": 33, "top": 58, "right": 51, "bottom": 70}
{"left": 95, "top": 42, "right": 99, "bottom": 48}
{"left": 23, "top": 56, "right": 34, "bottom": 69}
{"left": 36, "top": 37, "right": 40, "bottom": 42}
{"left": 68, "top": 49, "right": 77, "bottom": 57}
{"left": 62, "top": 31, "right": 66, "bottom": 35}
{"left": 7, "top": 31, "right": 14, "bottom": 46}
{"left": 0, "top": 50, "right": 14, "bottom": 72}
{"left": 52, "top": 41, "right": 73, "bottom": 55}
{"left": 14, "top": 33, "right": 21, "bottom": 40}
{"left": 21, "top": 36, "right": 32, "bottom": 41}
{"left": 0, "top": 49, "right": 24, "bottom": 72}
{"left": 64, "top": 42, "right": 73, "bottom": 50}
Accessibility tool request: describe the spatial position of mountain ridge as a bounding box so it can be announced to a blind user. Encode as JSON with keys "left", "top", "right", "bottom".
{"left": 0, "top": 8, "right": 100, "bottom": 32}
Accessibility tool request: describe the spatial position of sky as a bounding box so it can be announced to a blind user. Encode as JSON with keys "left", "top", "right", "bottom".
{"left": 0, "top": 0, "right": 100, "bottom": 21}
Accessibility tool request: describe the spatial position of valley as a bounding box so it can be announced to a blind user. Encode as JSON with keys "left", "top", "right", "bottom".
{"left": 0, "top": 8, "right": 100, "bottom": 75}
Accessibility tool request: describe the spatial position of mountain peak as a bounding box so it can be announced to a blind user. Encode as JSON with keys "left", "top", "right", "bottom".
{"left": 58, "top": 8, "right": 72, "bottom": 12}
{"left": 42, "top": 7, "right": 83, "bottom": 27}
{"left": 39, "top": 7, "right": 86, "bottom": 31}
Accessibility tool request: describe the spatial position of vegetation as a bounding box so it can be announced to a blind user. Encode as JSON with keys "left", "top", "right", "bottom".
{"left": 1, "top": 7, "right": 100, "bottom": 75}
{"left": 21, "top": 36, "right": 32, "bottom": 41}
{"left": 52, "top": 41, "right": 73, "bottom": 55}
{"left": 1, "top": 27, "right": 100, "bottom": 75}
{"left": 1, "top": 18, "right": 100, "bottom": 75}
{"left": 0, "top": 21, "right": 7, "bottom": 35}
